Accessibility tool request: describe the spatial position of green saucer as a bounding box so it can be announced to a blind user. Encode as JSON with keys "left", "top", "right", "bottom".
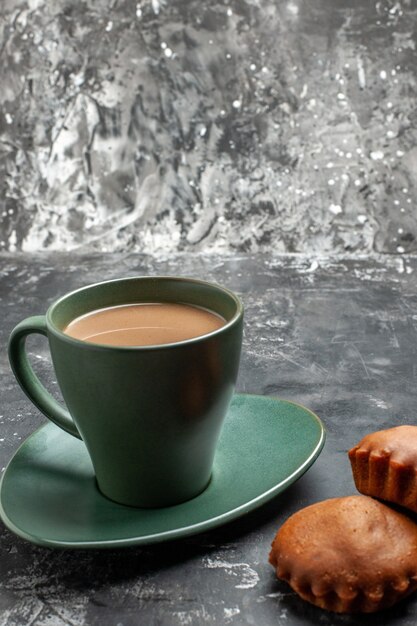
{"left": 0, "top": 394, "right": 325, "bottom": 549}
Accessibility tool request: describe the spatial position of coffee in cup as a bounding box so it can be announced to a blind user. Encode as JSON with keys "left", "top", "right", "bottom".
{"left": 64, "top": 302, "right": 225, "bottom": 346}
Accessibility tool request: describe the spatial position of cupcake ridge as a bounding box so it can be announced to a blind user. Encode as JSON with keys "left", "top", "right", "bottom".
{"left": 349, "top": 425, "right": 417, "bottom": 513}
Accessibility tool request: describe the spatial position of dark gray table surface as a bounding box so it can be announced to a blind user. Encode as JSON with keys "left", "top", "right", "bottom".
{"left": 1, "top": 252, "right": 417, "bottom": 626}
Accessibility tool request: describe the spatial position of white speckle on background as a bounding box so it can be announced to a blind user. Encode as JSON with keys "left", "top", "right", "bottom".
{"left": 204, "top": 558, "right": 260, "bottom": 589}
{"left": 224, "top": 607, "right": 241, "bottom": 621}
{"left": 300, "top": 83, "right": 308, "bottom": 98}
{"left": 172, "top": 608, "right": 209, "bottom": 625}
{"left": 380, "top": 70, "right": 387, "bottom": 79}
{"left": 369, "top": 397, "right": 389, "bottom": 409}
{"left": 9, "top": 230, "right": 17, "bottom": 252}
{"left": 287, "top": 1, "right": 299, "bottom": 16}
{"left": 357, "top": 57, "right": 366, "bottom": 88}
{"left": 329, "top": 204, "right": 342, "bottom": 214}
{"left": 370, "top": 150, "right": 384, "bottom": 160}
{"left": 306, "top": 259, "right": 319, "bottom": 272}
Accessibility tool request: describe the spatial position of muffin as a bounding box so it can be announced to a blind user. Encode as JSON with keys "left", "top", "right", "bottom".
{"left": 269, "top": 495, "right": 417, "bottom": 613}
{"left": 349, "top": 425, "right": 417, "bottom": 513}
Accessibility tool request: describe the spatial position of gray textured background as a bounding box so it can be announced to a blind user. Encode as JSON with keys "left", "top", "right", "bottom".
{"left": 1, "top": 0, "right": 417, "bottom": 255}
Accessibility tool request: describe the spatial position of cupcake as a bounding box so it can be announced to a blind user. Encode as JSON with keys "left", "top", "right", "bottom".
{"left": 269, "top": 495, "right": 417, "bottom": 613}
{"left": 349, "top": 425, "right": 417, "bottom": 513}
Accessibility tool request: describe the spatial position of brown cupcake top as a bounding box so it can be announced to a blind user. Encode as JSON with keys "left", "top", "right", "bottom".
{"left": 349, "top": 425, "right": 417, "bottom": 466}
{"left": 269, "top": 495, "right": 417, "bottom": 613}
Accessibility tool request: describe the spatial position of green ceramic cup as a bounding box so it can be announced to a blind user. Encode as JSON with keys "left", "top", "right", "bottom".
{"left": 8, "top": 276, "right": 243, "bottom": 508}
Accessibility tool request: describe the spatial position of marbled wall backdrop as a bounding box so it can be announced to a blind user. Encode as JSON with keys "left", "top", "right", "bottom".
{"left": 1, "top": 0, "right": 417, "bottom": 254}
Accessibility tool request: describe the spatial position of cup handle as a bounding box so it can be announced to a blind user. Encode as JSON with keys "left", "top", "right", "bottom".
{"left": 8, "top": 316, "right": 81, "bottom": 439}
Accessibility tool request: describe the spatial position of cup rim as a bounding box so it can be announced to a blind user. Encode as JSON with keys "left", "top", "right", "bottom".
{"left": 46, "top": 275, "right": 244, "bottom": 351}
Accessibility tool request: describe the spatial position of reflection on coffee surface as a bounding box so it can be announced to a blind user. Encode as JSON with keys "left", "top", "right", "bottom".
{"left": 63, "top": 303, "right": 226, "bottom": 346}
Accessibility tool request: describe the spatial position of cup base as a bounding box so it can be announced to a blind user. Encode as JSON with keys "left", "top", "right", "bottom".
{"left": 95, "top": 474, "right": 213, "bottom": 509}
